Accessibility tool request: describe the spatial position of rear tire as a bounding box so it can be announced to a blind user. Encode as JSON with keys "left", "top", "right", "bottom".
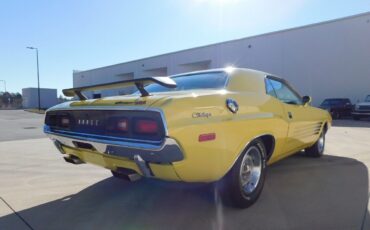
{"left": 221, "top": 139, "right": 266, "bottom": 208}
{"left": 306, "top": 131, "right": 325, "bottom": 157}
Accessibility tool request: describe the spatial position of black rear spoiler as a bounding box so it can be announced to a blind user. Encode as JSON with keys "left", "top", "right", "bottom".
{"left": 63, "top": 76, "right": 177, "bottom": 100}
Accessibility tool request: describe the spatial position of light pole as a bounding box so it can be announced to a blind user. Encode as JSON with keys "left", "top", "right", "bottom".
{"left": 0, "top": 80, "right": 6, "bottom": 92}
{"left": 27, "top": 46, "right": 41, "bottom": 111}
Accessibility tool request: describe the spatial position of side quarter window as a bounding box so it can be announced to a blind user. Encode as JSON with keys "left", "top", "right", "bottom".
{"left": 265, "top": 78, "right": 277, "bottom": 98}
{"left": 267, "top": 77, "right": 302, "bottom": 105}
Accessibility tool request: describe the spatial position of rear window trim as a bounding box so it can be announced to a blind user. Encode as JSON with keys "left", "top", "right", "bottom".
{"left": 140, "top": 71, "right": 230, "bottom": 94}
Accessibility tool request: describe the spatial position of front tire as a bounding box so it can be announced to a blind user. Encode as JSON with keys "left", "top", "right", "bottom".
{"left": 306, "top": 131, "right": 325, "bottom": 157}
{"left": 222, "top": 139, "right": 266, "bottom": 208}
{"left": 330, "top": 110, "right": 340, "bottom": 119}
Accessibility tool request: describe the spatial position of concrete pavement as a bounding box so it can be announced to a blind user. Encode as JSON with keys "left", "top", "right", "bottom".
{"left": 0, "top": 111, "right": 369, "bottom": 229}
{"left": 0, "top": 110, "right": 44, "bottom": 142}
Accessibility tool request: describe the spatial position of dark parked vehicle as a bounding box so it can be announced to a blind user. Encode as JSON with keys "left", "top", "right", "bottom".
{"left": 319, "top": 98, "right": 352, "bottom": 119}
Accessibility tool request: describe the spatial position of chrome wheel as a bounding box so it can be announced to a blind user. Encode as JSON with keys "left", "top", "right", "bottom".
{"left": 224, "top": 139, "right": 266, "bottom": 208}
{"left": 306, "top": 129, "right": 326, "bottom": 157}
{"left": 317, "top": 133, "right": 325, "bottom": 153}
{"left": 239, "top": 146, "right": 262, "bottom": 195}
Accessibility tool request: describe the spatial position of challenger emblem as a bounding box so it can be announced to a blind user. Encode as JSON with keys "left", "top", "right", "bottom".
{"left": 115, "top": 100, "right": 146, "bottom": 105}
{"left": 134, "top": 100, "right": 146, "bottom": 105}
{"left": 226, "top": 98, "right": 239, "bottom": 113}
{"left": 192, "top": 112, "right": 212, "bottom": 118}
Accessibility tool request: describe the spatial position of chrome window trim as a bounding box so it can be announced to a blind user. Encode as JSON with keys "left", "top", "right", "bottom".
{"left": 223, "top": 71, "right": 232, "bottom": 88}
{"left": 265, "top": 75, "right": 303, "bottom": 105}
{"left": 138, "top": 71, "right": 230, "bottom": 94}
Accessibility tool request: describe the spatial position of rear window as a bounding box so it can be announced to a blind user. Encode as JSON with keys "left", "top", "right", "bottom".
{"left": 140, "top": 72, "right": 228, "bottom": 93}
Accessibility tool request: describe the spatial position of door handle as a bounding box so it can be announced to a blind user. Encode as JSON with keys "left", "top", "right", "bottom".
{"left": 288, "top": 112, "right": 293, "bottom": 119}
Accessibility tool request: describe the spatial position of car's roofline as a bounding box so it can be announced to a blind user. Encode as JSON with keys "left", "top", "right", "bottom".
{"left": 169, "top": 67, "right": 272, "bottom": 79}
{"left": 170, "top": 69, "right": 226, "bottom": 78}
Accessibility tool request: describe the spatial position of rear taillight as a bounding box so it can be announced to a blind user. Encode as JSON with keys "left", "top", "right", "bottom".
{"left": 116, "top": 119, "right": 128, "bottom": 131}
{"left": 60, "top": 117, "right": 70, "bottom": 128}
{"left": 134, "top": 119, "right": 159, "bottom": 134}
{"left": 106, "top": 117, "right": 128, "bottom": 132}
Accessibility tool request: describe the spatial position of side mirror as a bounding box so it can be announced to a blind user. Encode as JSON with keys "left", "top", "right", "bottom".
{"left": 302, "top": 96, "right": 312, "bottom": 106}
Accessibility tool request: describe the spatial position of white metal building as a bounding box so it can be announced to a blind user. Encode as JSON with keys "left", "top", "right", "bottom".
{"left": 22, "top": 88, "right": 58, "bottom": 109}
{"left": 73, "top": 12, "right": 370, "bottom": 105}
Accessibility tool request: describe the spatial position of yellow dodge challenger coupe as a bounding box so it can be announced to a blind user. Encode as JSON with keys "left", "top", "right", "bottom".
{"left": 44, "top": 68, "right": 331, "bottom": 208}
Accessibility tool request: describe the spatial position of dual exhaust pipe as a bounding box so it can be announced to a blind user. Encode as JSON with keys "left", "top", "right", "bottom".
{"left": 63, "top": 155, "right": 141, "bottom": 182}
{"left": 63, "top": 155, "right": 85, "bottom": 165}
{"left": 56, "top": 140, "right": 143, "bottom": 182}
{"left": 114, "top": 167, "right": 142, "bottom": 182}
{"left": 55, "top": 140, "right": 85, "bottom": 165}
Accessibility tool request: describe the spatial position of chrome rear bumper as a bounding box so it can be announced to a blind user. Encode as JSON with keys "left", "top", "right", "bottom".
{"left": 44, "top": 125, "right": 184, "bottom": 176}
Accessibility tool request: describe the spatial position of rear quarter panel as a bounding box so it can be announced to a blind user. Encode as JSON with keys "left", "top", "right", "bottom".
{"left": 154, "top": 91, "right": 289, "bottom": 182}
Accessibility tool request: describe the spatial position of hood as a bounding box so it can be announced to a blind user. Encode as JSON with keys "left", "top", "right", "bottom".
{"left": 319, "top": 104, "right": 344, "bottom": 109}
{"left": 356, "top": 102, "right": 370, "bottom": 106}
{"left": 319, "top": 105, "right": 330, "bottom": 110}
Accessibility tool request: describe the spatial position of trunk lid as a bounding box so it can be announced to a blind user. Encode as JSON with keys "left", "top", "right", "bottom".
{"left": 69, "top": 94, "right": 169, "bottom": 109}
{"left": 69, "top": 89, "right": 224, "bottom": 109}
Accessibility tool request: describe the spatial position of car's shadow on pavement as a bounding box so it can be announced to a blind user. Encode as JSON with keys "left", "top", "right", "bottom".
{"left": 0, "top": 154, "right": 368, "bottom": 230}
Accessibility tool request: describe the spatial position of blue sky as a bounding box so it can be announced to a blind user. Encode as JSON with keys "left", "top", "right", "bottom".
{"left": 0, "top": 0, "right": 369, "bottom": 95}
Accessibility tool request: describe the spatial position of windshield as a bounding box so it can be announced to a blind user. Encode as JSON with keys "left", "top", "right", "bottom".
{"left": 321, "top": 99, "right": 345, "bottom": 106}
{"left": 137, "top": 72, "right": 228, "bottom": 94}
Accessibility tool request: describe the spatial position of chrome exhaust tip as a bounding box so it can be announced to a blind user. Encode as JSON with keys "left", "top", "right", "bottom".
{"left": 126, "top": 173, "right": 142, "bottom": 182}
{"left": 63, "top": 155, "right": 85, "bottom": 165}
{"left": 113, "top": 168, "right": 142, "bottom": 182}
